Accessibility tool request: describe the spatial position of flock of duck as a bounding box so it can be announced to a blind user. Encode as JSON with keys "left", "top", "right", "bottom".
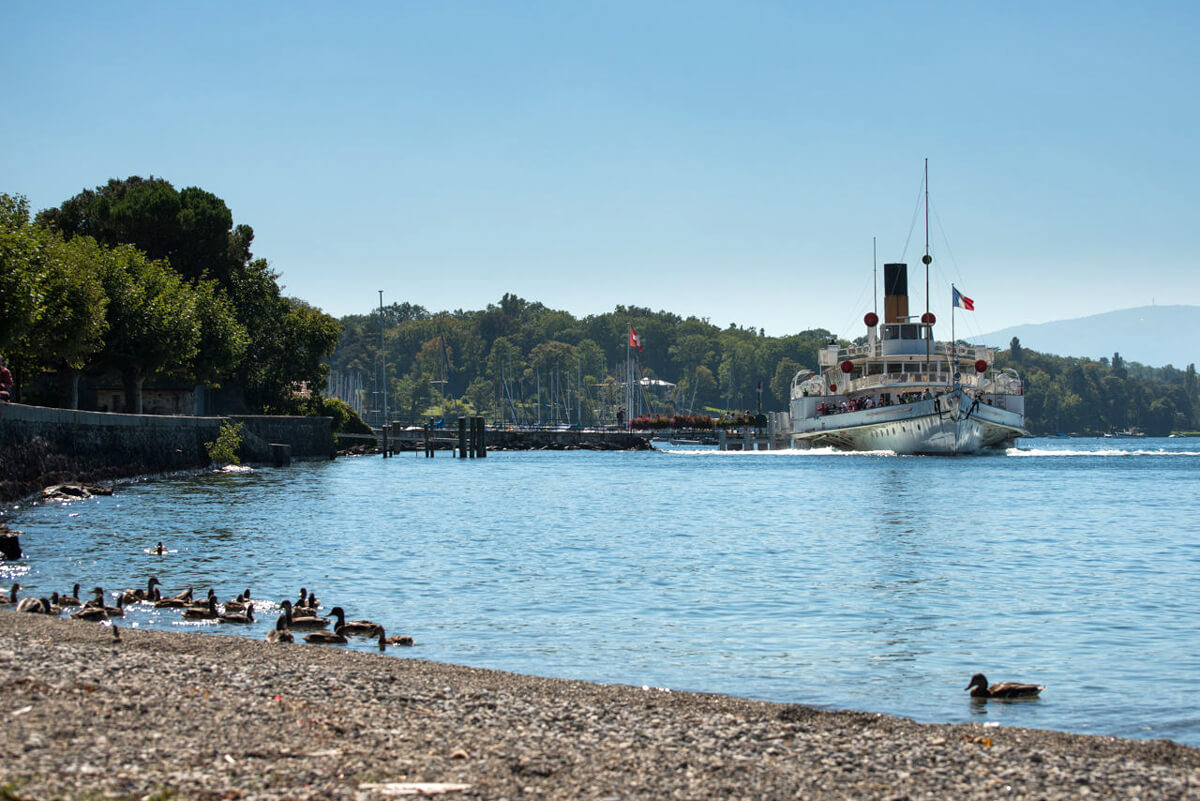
{"left": 0, "top": 577, "right": 415, "bottom": 650}
{"left": 3, "top": 578, "right": 1046, "bottom": 699}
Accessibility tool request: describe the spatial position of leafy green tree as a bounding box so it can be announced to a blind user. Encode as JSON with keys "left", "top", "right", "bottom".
{"left": 0, "top": 194, "right": 39, "bottom": 358}
{"left": 96, "top": 245, "right": 201, "bottom": 413}
{"left": 33, "top": 234, "right": 109, "bottom": 408}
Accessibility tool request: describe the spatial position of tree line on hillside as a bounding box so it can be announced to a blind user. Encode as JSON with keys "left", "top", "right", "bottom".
{"left": 331, "top": 297, "right": 1199, "bottom": 436}
{"left": 999, "top": 340, "right": 1197, "bottom": 436}
{"left": 330, "top": 294, "right": 835, "bottom": 427}
{"left": 1, "top": 179, "right": 340, "bottom": 415}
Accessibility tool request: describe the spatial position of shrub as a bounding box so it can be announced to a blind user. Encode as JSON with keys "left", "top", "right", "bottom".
{"left": 319, "top": 397, "right": 372, "bottom": 435}
{"left": 205, "top": 420, "right": 244, "bottom": 466}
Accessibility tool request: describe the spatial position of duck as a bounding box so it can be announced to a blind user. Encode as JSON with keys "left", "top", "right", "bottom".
{"left": 58, "top": 583, "right": 82, "bottom": 607}
{"left": 46, "top": 593, "right": 66, "bottom": 615}
{"left": 279, "top": 600, "right": 330, "bottom": 630}
{"left": 71, "top": 604, "right": 108, "bottom": 622}
{"left": 223, "top": 589, "right": 253, "bottom": 613}
{"left": 103, "top": 595, "right": 125, "bottom": 618}
{"left": 151, "top": 541, "right": 167, "bottom": 555}
{"left": 330, "top": 607, "right": 383, "bottom": 638}
{"left": 265, "top": 613, "right": 294, "bottom": 643}
{"left": 219, "top": 602, "right": 254, "bottom": 624}
{"left": 120, "top": 577, "right": 161, "bottom": 605}
{"left": 0, "top": 583, "right": 21, "bottom": 605}
{"left": 83, "top": 587, "right": 106, "bottom": 608}
{"left": 17, "top": 596, "right": 51, "bottom": 614}
{"left": 303, "top": 629, "right": 347, "bottom": 645}
{"left": 154, "top": 586, "right": 193, "bottom": 609}
{"left": 965, "top": 673, "right": 1045, "bottom": 699}
{"left": 376, "top": 628, "right": 414, "bottom": 650}
{"left": 183, "top": 589, "right": 217, "bottom": 614}
{"left": 182, "top": 597, "right": 219, "bottom": 620}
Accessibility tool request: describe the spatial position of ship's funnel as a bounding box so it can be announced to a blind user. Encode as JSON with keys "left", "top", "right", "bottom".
{"left": 883, "top": 263, "right": 909, "bottom": 324}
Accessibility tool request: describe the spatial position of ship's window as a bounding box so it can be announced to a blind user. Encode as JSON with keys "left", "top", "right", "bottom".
{"left": 883, "top": 325, "right": 900, "bottom": 340}
{"left": 887, "top": 363, "right": 902, "bottom": 375}
{"left": 904, "top": 363, "right": 921, "bottom": 373}
{"left": 867, "top": 363, "right": 884, "bottom": 375}
{"left": 900, "top": 324, "right": 919, "bottom": 339}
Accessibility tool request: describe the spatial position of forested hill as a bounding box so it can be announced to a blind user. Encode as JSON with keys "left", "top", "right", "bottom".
{"left": 330, "top": 294, "right": 835, "bottom": 425}
{"left": 330, "top": 294, "right": 1200, "bottom": 436}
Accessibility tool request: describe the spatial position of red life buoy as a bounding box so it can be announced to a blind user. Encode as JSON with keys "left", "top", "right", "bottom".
{"left": 840, "top": 360, "right": 854, "bottom": 374}
{"left": 829, "top": 384, "right": 837, "bottom": 393}
{"left": 921, "top": 312, "right": 936, "bottom": 325}
{"left": 975, "top": 359, "right": 988, "bottom": 373}
{"left": 864, "top": 312, "right": 879, "bottom": 327}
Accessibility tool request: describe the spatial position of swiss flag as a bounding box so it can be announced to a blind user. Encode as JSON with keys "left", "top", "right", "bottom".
{"left": 629, "top": 325, "right": 643, "bottom": 352}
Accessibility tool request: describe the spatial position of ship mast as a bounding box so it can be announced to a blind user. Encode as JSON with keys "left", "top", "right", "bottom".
{"left": 922, "top": 159, "right": 932, "bottom": 370}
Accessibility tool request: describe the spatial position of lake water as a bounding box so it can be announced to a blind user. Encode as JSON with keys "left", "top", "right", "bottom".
{"left": 4, "top": 437, "right": 1200, "bottom": 746}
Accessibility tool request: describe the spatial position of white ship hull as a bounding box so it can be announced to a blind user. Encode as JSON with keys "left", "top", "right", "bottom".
{"left": 790, "top": 388, "right": 1024, "bottom": 455}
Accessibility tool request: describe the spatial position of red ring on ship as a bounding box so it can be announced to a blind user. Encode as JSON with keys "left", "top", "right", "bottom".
{"left": 975, "top": 359, "right": 988, "bottom": 373}
{"left": 921, "top": 312, "right": 936, "bottom": 325}
{"left": 864, "top": 312, "right": 879, "bottom": 327}
{"left": 840, "top": 360, "right": 854, "bottom": 374}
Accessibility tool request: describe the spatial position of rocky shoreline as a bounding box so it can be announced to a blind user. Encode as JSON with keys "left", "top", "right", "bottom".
{"left": 1, "top": 614, "right": 1197, "bottom": 800}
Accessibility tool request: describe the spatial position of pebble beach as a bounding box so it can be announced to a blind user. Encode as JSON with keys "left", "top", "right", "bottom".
{"left": 1, "top": 613, "right": 1197, "bottom": 800}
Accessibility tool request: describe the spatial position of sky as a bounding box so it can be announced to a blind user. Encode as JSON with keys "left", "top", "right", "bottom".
{"left": 4, "top": 1, "right": 1198, "bottom": 344}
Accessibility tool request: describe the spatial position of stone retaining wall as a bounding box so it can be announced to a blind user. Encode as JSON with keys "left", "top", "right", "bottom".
{"left": 0, "top": 403, "right": 333, "bottom": 501}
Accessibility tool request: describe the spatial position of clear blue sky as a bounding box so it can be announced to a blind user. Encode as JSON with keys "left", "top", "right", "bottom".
{"left": 4, "top": 1, "right": 1198, "bottom": 342}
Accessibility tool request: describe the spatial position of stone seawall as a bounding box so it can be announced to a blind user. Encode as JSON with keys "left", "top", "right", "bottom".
{"left": 0, "top": 403, "right": 333, "bottom": 501}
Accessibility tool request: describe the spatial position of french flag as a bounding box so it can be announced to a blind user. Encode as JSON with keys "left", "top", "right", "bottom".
{"left": 952, "top": 286, "right": 975, "bottom": 311}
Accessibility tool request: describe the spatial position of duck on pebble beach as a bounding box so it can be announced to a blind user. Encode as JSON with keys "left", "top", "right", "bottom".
{"left": 965, "top": 673, "right": 1045, "bottom": 699}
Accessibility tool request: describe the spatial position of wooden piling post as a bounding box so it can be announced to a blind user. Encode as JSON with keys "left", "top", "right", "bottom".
{"left": 424, "top": 421, "right": 433, "bottom": 457}
{"left": 475, "top": 416, "right": 487, "bottom": 458}
{"left": 381, "top": 424, "right": 389, "bottom": 458}
{"left": 457, "top": 417, "right": 467, "bottom": 458}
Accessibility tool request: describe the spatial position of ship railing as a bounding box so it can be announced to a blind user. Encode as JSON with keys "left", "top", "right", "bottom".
{"left": 822, "top": 340, "right": 997, "bottom": 365}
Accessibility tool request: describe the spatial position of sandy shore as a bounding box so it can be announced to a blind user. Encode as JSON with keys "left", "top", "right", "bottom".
{"left": 1, "top": 613, "right": 1197, "bottom": 800}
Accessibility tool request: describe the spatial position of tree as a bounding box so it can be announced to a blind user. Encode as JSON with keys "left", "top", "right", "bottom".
{"left": 32, "top": 234, "right": 109, "bottom": 408}
{"left": 96, "top": 245, "right": 203, "bottom": 412}
{"left": 771, "top": 358, "right": 802, "bottom": 408}
{"left": 0, "top": 194, "right": 39, "bottom": 357}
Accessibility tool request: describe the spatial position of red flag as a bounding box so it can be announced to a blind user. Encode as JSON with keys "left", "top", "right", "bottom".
{"left": 629, "top": 325, "right": 643, "bottom": 352}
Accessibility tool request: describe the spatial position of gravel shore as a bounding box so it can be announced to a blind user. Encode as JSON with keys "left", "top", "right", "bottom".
{"left": 1, "top": 613, "right": 1197, "bottom": 800}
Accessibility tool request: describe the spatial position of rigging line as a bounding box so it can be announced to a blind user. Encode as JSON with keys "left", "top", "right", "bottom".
{"left": 929, "top": 199, "right": 984, "bottom": 344}
{"left": 899, "top": 166, "right": 927, "bottom": 263}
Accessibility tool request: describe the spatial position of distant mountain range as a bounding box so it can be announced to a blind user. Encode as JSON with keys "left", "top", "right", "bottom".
{"left": 978, "top": 305, "right": 1199, "bottom": 368}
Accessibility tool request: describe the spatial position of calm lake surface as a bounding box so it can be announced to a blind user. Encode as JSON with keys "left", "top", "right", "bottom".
{"left": 4, "top": 437, "right": 1200, "bottom": 746}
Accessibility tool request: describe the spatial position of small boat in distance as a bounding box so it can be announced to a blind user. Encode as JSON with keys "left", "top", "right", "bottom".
{"left": 787, "top": 163, "right": 1027, "bottom": 455}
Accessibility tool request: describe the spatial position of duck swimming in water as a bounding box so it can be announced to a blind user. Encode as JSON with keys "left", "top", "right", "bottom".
{"left": 330, "top": 606, "right": 383, "bottom": 638}
{"left": 219, "top": 602, "right": 254, "bottom": 624}
{"left": 279, "top": 600, "right": 330, "bottom": 630}
{"left": 182, "top": 596, "right": 219, "bottom": 620}
{"left": 965, "top": 673, "right": 1045, "bottom": 699}
{"left": 71, "top": 604, "right": 108, "bottom": 622}
{"left": 59, "top": 583, "right": 82, "bottom": 607}
{"left": 265, "top": 613, "right": 294, "bottom": 643}
{"left": 0, "top": 583, "right": 20, "bottom": 605}
{"left": 303, "top": 629, "right": 347, "bottom": 645}
{"left": 120, "top": 577, "right": 161, "bottom": 604}
{"left": 377, "top": 628, "right": 414, "bottom": 650}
